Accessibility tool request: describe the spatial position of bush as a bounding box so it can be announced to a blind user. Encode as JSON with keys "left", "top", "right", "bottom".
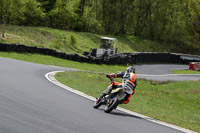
{"left": 69, "top": 33, "right": 77, "bottom": 46}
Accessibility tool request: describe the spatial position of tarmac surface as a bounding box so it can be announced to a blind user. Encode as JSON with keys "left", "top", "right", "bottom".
{"left": 135, "top": 64, "right": 200, "bottom": 81}
{"left": 0, "top": 57, "right": 198, "bottom": 133}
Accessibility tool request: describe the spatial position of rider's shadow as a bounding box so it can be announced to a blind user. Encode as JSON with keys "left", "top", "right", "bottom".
{"left": 110, "top": 111, "right": 143, "bottom": 119}
{"left": 97, "top": 108, "right": 144, "bottom": 119}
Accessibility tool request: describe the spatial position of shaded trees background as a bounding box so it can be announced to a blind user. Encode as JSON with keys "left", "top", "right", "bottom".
{"left": 0, "top": 0, "right": 200, "bottom": 54}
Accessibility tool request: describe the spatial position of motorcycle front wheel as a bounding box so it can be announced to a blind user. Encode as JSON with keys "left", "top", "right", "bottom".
{"left": 93, "top": 98, "right": 103, "bottom": 109}
{"left": 104, "top": 97, "right": 119, "bottom": 113}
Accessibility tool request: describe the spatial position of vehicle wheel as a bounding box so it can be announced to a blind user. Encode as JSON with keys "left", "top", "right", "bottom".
{"left": 104, "top": 97, "right": 118, "bottom": 113}
{"left": 93, "top": 98, "right": 102, "bottom": 109}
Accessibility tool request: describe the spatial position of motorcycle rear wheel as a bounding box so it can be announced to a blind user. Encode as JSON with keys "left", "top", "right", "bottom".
{"left": 104, "top": 97, "right": 118, "bottom": 113}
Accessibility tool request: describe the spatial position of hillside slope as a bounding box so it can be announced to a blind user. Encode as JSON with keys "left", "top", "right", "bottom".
{"left": 0, "top": 25, "right": 176, "bottom": 55}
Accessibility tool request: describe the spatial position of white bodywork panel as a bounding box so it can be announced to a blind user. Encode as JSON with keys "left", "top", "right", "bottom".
{"left": 96, "top": 49, "right": 116, "bottom": 57}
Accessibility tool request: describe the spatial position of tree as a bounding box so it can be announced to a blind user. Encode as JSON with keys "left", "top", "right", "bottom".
{"left": 0, "top": 0, "right": 199, "bottom": 54}
{"left": 0, "top": 0, "right": 12, "bottom": 25}
{"left": 8, "top": 0, "right": 44, "bottom": 26}
{"left": 0, "top": 0, "right": 12, "bottom": 38}
{"left": 37, "top": 0, "right": 57, "bottom": 12}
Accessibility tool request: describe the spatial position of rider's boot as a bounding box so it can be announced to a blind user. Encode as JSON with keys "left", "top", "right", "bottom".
{"left": 123, "top": 94, "right": 132, "bottom": 104}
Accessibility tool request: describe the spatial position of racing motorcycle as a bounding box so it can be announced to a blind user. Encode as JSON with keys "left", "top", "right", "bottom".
{"left": 93, "top": 78, "right": 128, "bottom": 113}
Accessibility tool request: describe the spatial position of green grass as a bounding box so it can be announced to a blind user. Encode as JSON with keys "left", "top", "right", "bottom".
{"left": 172, "top": 69, "right": 200, "bottom": 74}
{"left": 1, "top": 25, "right": 200, "bottom": 132}
{"left": 0, "top": 25, "right": 174, "bottom": 54}
{"left": 0, "top": 52, "right": 127, "bottom": 73}
{"left": 55, "top": 71, "right": 200, "bottom": 132}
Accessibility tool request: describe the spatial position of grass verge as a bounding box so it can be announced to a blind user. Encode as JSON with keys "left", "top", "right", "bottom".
{"left": 172, "top": 70, "right": 200, "bottom": 74}
{"left": 55, "top": 71, "right": 200, "bottom": 132}
{"left": 0, "top": 52, "right": 127, "bottom": 73}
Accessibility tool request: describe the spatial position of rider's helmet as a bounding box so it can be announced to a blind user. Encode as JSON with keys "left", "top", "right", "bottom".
{"left": 126, "top": 66, "right": 135, "bottom": 73}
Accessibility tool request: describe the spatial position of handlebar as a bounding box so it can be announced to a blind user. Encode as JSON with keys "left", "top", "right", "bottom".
{"left": 108, "top": 78, "right": 114, "bottom": 82}
{"left": 106, "top": 74, "right": 114, "bottom": 82}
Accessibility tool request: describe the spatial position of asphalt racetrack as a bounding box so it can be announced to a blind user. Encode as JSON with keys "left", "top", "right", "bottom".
{"left": 135, "top": 64, "right": 200, "bottom": 81}
{"left": 0, "top": 57, "right": 199, "bottom": 133}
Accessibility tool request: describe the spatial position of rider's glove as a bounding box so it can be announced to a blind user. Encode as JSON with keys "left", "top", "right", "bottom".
{"left": 106, "top": 73, "right": 117, "bottom": 78}
{"left": 106, "top": 74, "right": 110, "bottom": 78}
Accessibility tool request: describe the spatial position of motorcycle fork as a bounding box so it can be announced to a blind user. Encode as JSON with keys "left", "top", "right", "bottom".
{"left": 106, "top": 96, "right": 115, "bottom": 106}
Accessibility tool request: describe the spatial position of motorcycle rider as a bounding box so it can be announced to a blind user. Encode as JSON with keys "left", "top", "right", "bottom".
{"left": 97, "top": 66, "right": 137, "bottom": 104}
